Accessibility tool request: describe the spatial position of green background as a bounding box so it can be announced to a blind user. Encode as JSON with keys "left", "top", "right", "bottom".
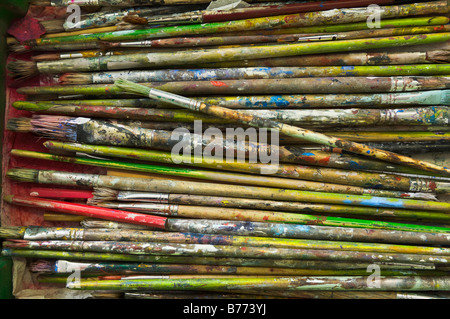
{"left": 0, "top": 0, "right": 30, "bottom": 299}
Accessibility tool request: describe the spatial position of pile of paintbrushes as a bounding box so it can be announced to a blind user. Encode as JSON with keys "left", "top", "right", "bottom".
{"left": 2, "top": 0, "right": 450, "bottom": 299}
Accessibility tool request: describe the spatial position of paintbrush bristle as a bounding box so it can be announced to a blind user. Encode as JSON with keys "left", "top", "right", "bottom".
{"left": 30, "top": 115, "right": 78, "bottom": 140}
{"left": 0, "top": 227, "right": 27, "bottom": 239}
{"left": 88, "top": 188, "right": 120, "bottom": 204}
{"left": 6, "top": 168, "right": 40, "bottom": 183}
{"left": 8, "top": 44, "right": 29, "bottom": 54}
{"left": 6, "top": 118, "right": 32, "bottom": 132}
{"left": 39, "top": 19, "right": 65, "bottom": 34}
{"left": 122, "top": 15, "right": 149, "bottom": 25}
{"left": 30, "top": 260, "right": 56, "bottom": 273}
{"left": 7, "top": 60, "right": 39, "bottom": 80}
{"left": 427, "top": 49, "right": 450, "bottom": 63}
{"left": 114, "top": 79, "right": 150, "bottom": 96}
{"left": 59, "top": 73, "right": 92, "bottom": 85}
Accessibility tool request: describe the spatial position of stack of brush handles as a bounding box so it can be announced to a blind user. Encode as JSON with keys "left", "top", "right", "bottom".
{"left": 2, "top": 0, "right": 450, "bottom": 299}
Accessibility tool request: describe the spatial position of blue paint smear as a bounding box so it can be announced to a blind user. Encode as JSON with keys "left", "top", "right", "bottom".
{"left": 301, "top": 153, "right": 316, "bottom": 156}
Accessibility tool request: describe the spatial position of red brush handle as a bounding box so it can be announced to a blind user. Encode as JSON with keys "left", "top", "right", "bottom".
{"left": 29, "top": 187, "right": 94, "bottom": 199}
{"left": 5, "top": 195, "right": 167, "bottom": 229}
{"left": 202, "top": 0, "right": 395, "bottom": 23}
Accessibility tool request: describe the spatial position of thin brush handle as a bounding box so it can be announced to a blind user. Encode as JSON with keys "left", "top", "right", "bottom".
{"left": 65, "top": 276, "right": 450, "bottom": 291}
{"left": 115, "top": 80, "right": 450, "bottom": 176}
{"left": 29, "top": 187, "right": 93, "bottom": 199}
{"left": 143, "top": 0, "right": 400, "bottom": 24}
{"left": 11, "top": 225, "right": 450, "bottom": 255}
{"left": 3, "top": 195, "right": 167, "bottom": 229}
{"left": 100, "top": 202, "right": 450, "bottom": 233}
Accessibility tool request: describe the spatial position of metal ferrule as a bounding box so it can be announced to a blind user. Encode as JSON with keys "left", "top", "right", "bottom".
{"left": 117, "top": 191, "right": 170, "bottom": 203}
{"left": 146, "top": 12, "right": 203, "bottom": 26}
{"left": 149, "top": 88, "right": 202, "bottom": 111}
{"left": 114, "top": 203, "right": 177, "bottom": 216}
{"left": 118, "top": 40, "right": 153, "bottom": 47}
{"left": 24, "top": 227, "right": 85, "bottom": 241}
{"left": 409, "top": 178, "right": 434, "bottom": 192}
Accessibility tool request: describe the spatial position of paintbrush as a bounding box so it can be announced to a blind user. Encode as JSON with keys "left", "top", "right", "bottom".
{"left": 114, "top": 79, "right": 450, "bottom": 176}
{"left": 2, "top": 247, "right": 440, "bottom": 272}
{"left": 5, "top": 239, "right": 450, "bottom": 264}
{"left": 6, "top": 169, "right": 450, "bottom": 212}
{"left": 9, "top": 34, "right": 450, "bottom": 79}
{"left": 192, "top": 46, "right": 450, "bottom": 69}
{"left": 5, "top": 116, "right": 267, "bottom": 156}
{"left": 15, "top": 77, "right": 450, "bottom": 96}
{"left": 18, "top": 89, "right": 450, "bottom": 108}
{"left": 57, "top": 65, "right": 450, "bottom": 85}
{"left": 5, "top": 225, "right": 450, "bottom": 256}
{"left": 11, "top": 105, "right": 450, "bottom": 127}
{"left": 40, "top": 141, "right": 450, "bottom": 193}
{"left": 64, "top": 276, "right": 450, "bottom": 291}
{"left": 12, "top": 148, "right": 433, "bottom": 199}
{"left": 30, "top": 260, "right": 438, "bottom": 277}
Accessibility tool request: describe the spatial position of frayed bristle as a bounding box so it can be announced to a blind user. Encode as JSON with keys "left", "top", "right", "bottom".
{"left": 30, "top": 115, "right": 78, "bottom": 140}
{"left": 122, "top": 15, "right": 148, "bottom": 25}
{"left": 2, "top": 239, "right": 29, "bottom": 248}
{"left": 8, "top": 44, "right": 30, "bottom": 54}
{"left": 7, "top": 60, "right": 39, "bottom": 80}
{"left": 59, "top": 73, "right": 92, "bottom": 85}
{"left": 114, "top": 79, "right": 150, "bottom": 96}
{"left": 0, "top": 226, "right": 26, "bottom": 239}
{"left": 88, "top": 188, "right": 119, "bottom": 204}
{"left": 31, "top": 53, "right": 61, "bottom": 62}
{"left": 6, "top": 118, "right": 32, "bottom": 132}
{"left": 6, "top": 168, "right": 39, "bottom": 183}
{"left": 427, "top": 49, "right": 450, "bottom": 63}
{"left": 39, "top": 19, "right": 65, "bottom": 34}
{"left": 30, "top": 260, "right": 56, "bottom": 273}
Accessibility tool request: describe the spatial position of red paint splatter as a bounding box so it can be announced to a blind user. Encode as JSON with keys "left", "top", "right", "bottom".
{"left": 428, "top": 181, "right": 437, "bottom": 191}
{"left": 210, "top": 81, "right": 228, "bottom": 87}
{"left": 8, "top": 15, "right": 46, "bottom": 42}
{"left": 318, "top": 156, "right": 331, "bottom": 165}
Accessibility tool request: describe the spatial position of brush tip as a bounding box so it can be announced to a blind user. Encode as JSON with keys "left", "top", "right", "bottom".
{"left": 7, "top": 59, "right": 38, "bottom": 80}
{"left": 0, "top": 226, "right": 26, "bottom": 239}
{"left": 6, "top": 168, "right": 39, "bottom": 183}
{"left": 6, "top": 117, "right": 32, "bottom": 132}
